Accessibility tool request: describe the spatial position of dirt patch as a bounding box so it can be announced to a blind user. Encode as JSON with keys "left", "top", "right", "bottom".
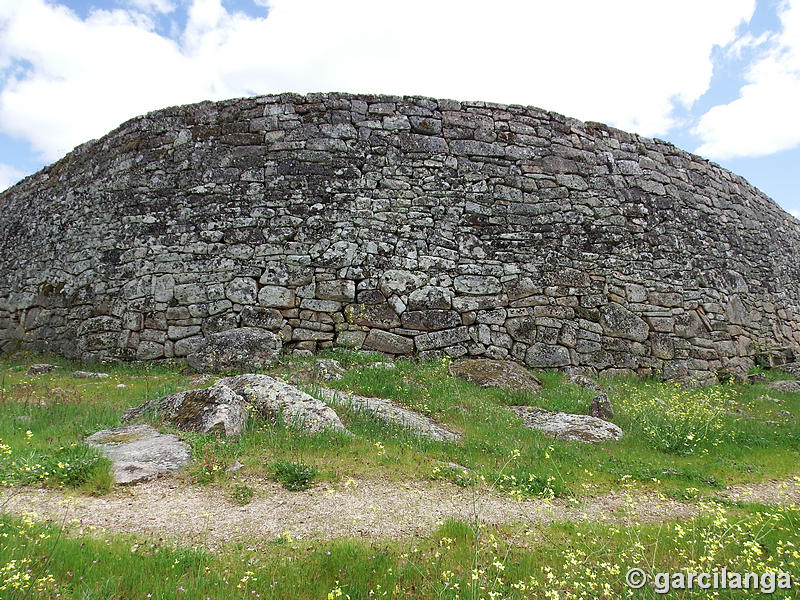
{"left": 4, "top": 476, "right": 798, "bottom": 548}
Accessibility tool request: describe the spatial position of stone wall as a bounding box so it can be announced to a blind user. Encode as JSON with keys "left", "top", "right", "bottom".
{"left": 1, "top": 92, "right": 799, "bottom": 380}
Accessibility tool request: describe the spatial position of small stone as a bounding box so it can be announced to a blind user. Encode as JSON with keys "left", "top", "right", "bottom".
{"left": 316, "top": 388, "right": 459, "bottom": 442}
{"left": 589, "top": 393, "right": 614, "bottom": 421}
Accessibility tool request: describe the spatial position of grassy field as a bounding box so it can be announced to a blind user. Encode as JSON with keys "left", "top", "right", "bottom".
{"left": 1, "top": 350, "right": 800, "bottom": 598}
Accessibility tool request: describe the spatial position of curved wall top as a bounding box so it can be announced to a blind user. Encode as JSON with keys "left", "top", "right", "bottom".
{"left": 1, "top": 92, "right": 799, "bottom": 379}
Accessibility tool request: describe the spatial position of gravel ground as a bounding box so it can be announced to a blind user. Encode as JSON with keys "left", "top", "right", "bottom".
{"left": 3, "top": 476, "right": 798, "bottom": 548}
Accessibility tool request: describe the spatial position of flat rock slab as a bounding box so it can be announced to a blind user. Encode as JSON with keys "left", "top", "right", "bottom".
{"left": 85, "top": 425, "right": 192, "bottom": 485}
{"left": 510, "top": 406, "right": 623, "bottom": 443}
{"left": 218, "top": 374, "right": 348, "bottom": 435}
{"left": 316, "top": 388, "right": 460, "bottom": 442}
{"left": 449, "top": 359, "right": 542, "bottom": 395}
{"left": 26, "top": 364, "right": 58, "bottom": 375}
{"left": 72, "top": 371, "right": 110, "bottom": 379}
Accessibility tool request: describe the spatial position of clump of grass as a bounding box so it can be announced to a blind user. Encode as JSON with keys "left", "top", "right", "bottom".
{"left": 612, "top": 381, "right": 733, "bottom": 455}
{"left": 230, "top": 484, "right": 254, "bottom": 505}
{"left": 0, "top": 438, "right": 112, "bottom": 493}
{"left": 270, "top": 459, "right": 317, "bottom": 491}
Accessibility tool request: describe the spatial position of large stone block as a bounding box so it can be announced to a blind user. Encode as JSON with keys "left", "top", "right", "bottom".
{"left": 599, "top": 303, "right": 649, "bottom": 342}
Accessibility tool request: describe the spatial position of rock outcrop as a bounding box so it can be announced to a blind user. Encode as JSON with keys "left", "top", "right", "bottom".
{"left": 449, "top": 358, "right": 542, "bottom": 395}
{"left": 315, "top": 387, "right": 460, "bottom": 442}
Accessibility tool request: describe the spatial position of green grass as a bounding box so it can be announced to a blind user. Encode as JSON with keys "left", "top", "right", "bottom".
{"left": 2, "top": 351, "right": 800, "bottom": 499}
{"left": 2, "top": 351, "right": 800, "bottom": 598}
{"left": 2, "top": 503, "right": 799, "bottom": 599}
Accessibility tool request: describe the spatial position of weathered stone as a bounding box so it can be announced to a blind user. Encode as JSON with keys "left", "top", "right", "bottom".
{"left": 187, "top": 327, "right": 282, "bottom": 372}
{"left": 449, "top": 359, "right": 542, "bottom": 394}
{"left": 258, "top": 285, "right": 295, "bottom": 308}
{"left": 401, "top": 310, "right": 461, "bottom": 331}
{"left": 379, "top": 270, "right": 427, "bottom": 297}
{"left": 506, "top": 317, "right": 537, "bottom": 344}
{"left": 240, "top": 306, "right": 283, "bottom": 330}
{"left": 453, "top": 275, "right": 501, "bottom": 295}
{"left": 415, "top": 326, "right": 470, "bottom": 351}
{"left": 225, "top": 277, "right": 258, "bottom": 305}
{"left": 85, "top": 424, "right": 191, "bottom": 485}
{"left": 123, "top": 385, "right": 248, "bottom": 436}
{"left": 217, "top": 374, "right": 348, "bottom": 434}
{"left": 406, "top": 286, "right": 453, "bottom": 310}
{"left": 316, "top": 388, "right": 459, "bottom": 442}
{"left": 767, "top": 380, "right": 800, "bottom": 393}
{"left": 363, "top": 329, "right": 414, "bottom": 354}
{"left": 26, "top": 363, "right": 58, "bottom": 375}
{"left": 589, "top": 393, "right": 614, "bottom": 420}
{"left": 289, "top": 358, "right": 346, "bottom": 383}
{"left": 524, "top": 343, "right": 570, "bottom": 368}
{"left": 71, "top": 370, "right": 110, "bottom": 379}
{"left": 316, "top": 280, "right": 356, "bottom": 302}
{"left": 510, "top": 406, "right": 623, "bottom": 443}
{"left": 599, "top": 303, "right": 649, "bottom": 342}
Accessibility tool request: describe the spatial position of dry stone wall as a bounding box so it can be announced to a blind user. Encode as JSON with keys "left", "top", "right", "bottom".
{"left": 1, "top": 92, "right": 800, "bottom": 380}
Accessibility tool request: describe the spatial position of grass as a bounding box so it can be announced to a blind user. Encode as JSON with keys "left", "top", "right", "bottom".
{"left": 2, "top": 500, "right": 799, "bottom": 599}
{"left": 2, "top": 350, "right": 800, "bottom": 598}
{"left": 1, "top": 350, "right": 799, "bottom": 499}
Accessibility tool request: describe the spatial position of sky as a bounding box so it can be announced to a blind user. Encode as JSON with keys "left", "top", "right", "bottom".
{"left": 0, "top": 0, "right": 799, "bottom": 216}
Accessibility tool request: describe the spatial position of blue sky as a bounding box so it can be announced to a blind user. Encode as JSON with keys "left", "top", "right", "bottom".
{"left": 1, "top": 0, "right": 799, "bottom": 216}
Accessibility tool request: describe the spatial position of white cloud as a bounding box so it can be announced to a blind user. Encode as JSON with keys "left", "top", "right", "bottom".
{"left": 0, "top": 163, "right": 24, "bottom": 191}
{"left": 695, "top": 0, "right": 800, "bottom": 159}
{"left": 0, "top": 0, "right": 755, "bottom": 164}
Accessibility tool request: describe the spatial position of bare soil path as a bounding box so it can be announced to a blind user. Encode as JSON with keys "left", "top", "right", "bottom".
{"left": 2, "top": 476, "right": 799, "bottom": 548}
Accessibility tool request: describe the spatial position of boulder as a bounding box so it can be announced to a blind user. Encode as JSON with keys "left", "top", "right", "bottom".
{"left": 26, "top": 363, "right": 58, "bottom": 375}
{"left": 449, "top": 359, "right": 542, "bottom": 395}
{"left": 85, "top": 424, "right": 191, "bottom": 485}
{"left": 186, "top": 327, "right": 282, "bottom": 372}
{"left": 217, "top": 374, "right": 348, "bottom": 434}
{"left": 511, "top": 406, "right": 623, "bottom": 443}
{"left": 767, "top": 380, "right": 800, "bottom": 393}
{"left": 316, "top": 388, "right": 459, "bottom": 442}
{"left": 123, "top": 384, "right": 248, "bottom": 436}
{"left": 589, "top": 393, "right": 614, "bottom": 421}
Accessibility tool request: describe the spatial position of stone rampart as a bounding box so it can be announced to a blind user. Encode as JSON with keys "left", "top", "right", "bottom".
{"left": 1, "top": 92, "right": 799, "bottom": 380}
